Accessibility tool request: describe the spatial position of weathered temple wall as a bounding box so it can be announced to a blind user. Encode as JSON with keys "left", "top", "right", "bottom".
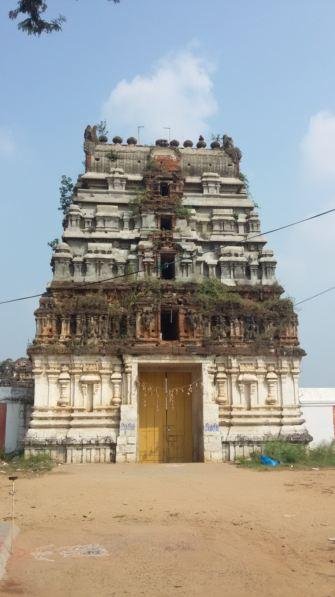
{"left": 26, "top": 133, "right": 310, "bottom": 461}
{"left": 26, "top": 353, "right": 307, "bottom": 463}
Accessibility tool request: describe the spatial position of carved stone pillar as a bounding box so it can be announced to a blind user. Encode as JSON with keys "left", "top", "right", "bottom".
{"left": 118, "top": 263, "right": 125, "bottom": 276}
{"left": 229, "top": 361, "right": 239, "bottom": 407}
{"left": 266, "top": 369, "right": 278, "bottom": 404}
{"left": 73, "top": 257, "right": 83, "bottom": 282}
{"left": 111, "top": 365, "right": 122, "bottom": 406}
{"left": 100, "top": 372, "right": 111, "bottom": 407}
{"left": 85, "top": 259, "right": 96, "bottom": 279}
{"left": 237, "top": 380, "right": 245, "bottom": 406}
{"left": 250, "top": 382, "right": 257, "bottom": 407}
{"left": 216, "top": 370, "right": 228, "bottom": 405}
{"left": 93, "top": 383, "right": 101, "bottom": 408}
{"left": 80, "top": 382, "right": 88, "bottom": 410}
{"left": 279, "top": 362, "right": 290, "bottom": 407}
{"left": 202, "top": 361, "right": 222, "bottom": 462}
{"left": 220, "top": 262, "right": 231, "bottom": 283}
{"left": 71, "top": 366, "right": 82, "bottom": 408}
{"left": 250, "top": 263, "right": 259, "bottom": 285}
{"left": 208, "top": 264, "right": 216, "bottom": 278}
{"left": 35, "top": 316, "right": 42, "bottom": 339}
{"left": 60, "top": 317, "right": 70, "bottom": 342}
{"left": 207, "top": 363, "right": 217, "bottom": 402}
{"left": 124, "top": 363, "right": 132, "bottom": 405}
{"left": 291, "top": 362, "right": 300, "bottom": 406}
{"left": 47, "top": 371, "right": 60, "bottom": 409}
{"left": 123, "top": 213, "right": 130, "bottom": 230}
{"left": 58, "top": 365, "right": 71, "bottom": 407}
{"left": 32, "top": 363, "right": 45, "bottom": 408}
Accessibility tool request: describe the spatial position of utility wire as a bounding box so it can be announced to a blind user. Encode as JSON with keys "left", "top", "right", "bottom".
{"left": 0, "top": 293, "right": 43, "bottom": 305}
{"left": 247, "top": 206, "right": 335, "bottom": 240}
{"left": 295, "top": 285, "right": 335, "bottom": 306}
{"left": 0, "top": 206, "right": 335, "bottom": 305}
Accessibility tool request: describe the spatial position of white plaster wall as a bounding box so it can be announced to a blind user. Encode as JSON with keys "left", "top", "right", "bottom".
{"left": 0, "top": 387, "right": 31, "bottom": 453}
{"left": 4, "top": 403, "right": 21, "bottom": 452}
{"left": 300, "top": 388, "right": 335, "bottom": 445}
{"left": 301, "top": 405, "right": 334, "bottom": 445}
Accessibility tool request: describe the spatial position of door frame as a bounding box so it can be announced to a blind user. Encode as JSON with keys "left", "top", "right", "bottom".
{"left": 137, "top": 362, "right": 203, "bottom": 463}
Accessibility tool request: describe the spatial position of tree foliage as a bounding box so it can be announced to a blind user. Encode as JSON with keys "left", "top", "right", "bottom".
{"left": 96, "top": 120, "right": 109, "bottom": 138}
{"left": 48, "top": 238, "right": 59, "bottom": 250}
{"left": 59, "top": 175, "right": 74, "bottom": 214}
{"left": 9, "top": 1, "right": 120, "bottom": 36}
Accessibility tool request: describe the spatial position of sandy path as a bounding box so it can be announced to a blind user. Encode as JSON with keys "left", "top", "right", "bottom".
{"left": 0, "top": 463, "right": 334, "bottom": 596}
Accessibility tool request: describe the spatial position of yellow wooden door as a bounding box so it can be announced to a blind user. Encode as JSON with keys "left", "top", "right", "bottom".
{"left": 166, "top": 372, "right": 193, "bottom": 463}
{"left": 139, "top": 372, "right": 166, "bottom": 462}
{"left": 139, "top": 371, "right": 193, "bottom": 463}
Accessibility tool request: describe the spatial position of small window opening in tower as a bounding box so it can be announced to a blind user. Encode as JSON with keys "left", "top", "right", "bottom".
{"left": 160, "top": 215, "right": 172, "bottom": 231}
{"left": 119, "top": 315, "right": 127, "bottom": 338}
{"left": 160, "top": 182, "right": 169, "bottom": 197}
{"left": 161, "top": 309, "right": 179, "bottom": 340}
{"left": 161, "top": 253, "right": 175, "bottom": 279}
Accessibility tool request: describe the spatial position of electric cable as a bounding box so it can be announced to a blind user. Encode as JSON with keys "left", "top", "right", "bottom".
{"left": 295, "top": 285, "right": 335, "bottom": 306}
{"left": 247, "top": 206, "right": 335, "bottom": 240}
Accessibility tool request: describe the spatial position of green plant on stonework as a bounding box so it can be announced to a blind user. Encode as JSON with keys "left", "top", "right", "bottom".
{"left": 96, "top": 120, "right": 108, "bottom": 138}
{"left": 48, "top": 238, "right": 59, "bottom": 250}
{"left": 129, "top": 189, "right": 151, "bottom": 214}
{"left": 308, "top": 442, "right": 335, "bottom": 466}
{"left": 124, "top": 261, "right": 137, "bottom": 277}
{"left": 238, "top": 440, "right": 335, "bottom": 468}
{"left": 76, "top": 293, "right": 109, "bottom": 312}
{"left": 175, "top": 205, "right": 192, "bottom": 220}
{"left": 239, "top": 172, "right": 250, "bottom": 193}
{"left": 262, "top": 297, "right": 296, "bottom": 328}
{"left": 195, "top": 278, "right": 243, "bottom": 313}
{"left": 142, "top": 277, "right": 162, "bottom": 300}
{"left": 119, "top": 286, "right": 140, "bottom": 310}
{"left": 0, "top": 451, "right": 53, "bottom": 473}
{"left": 194, "top": 279, "right": 296, "bottom": 327}
{"left": 108, "top": 300, "right": 124, "bottom": 315}
{"left": 120, "top": 279, "right": 162, "bottom": 309}
{"left": 265, "top": 440, "right": 307, "bottom": 463}
{"left": 59, "top": 174, "right": 74, "bottom": 214}
{"left": 105, "top": 149, "right": 118, "bottom": 162}
{"left": 146, "top": 158, "right": 161, "bottom": 172}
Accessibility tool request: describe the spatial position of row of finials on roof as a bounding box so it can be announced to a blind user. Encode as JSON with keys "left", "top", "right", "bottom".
{"left": 84, "top": 126, "right": 242, "bottom": 163}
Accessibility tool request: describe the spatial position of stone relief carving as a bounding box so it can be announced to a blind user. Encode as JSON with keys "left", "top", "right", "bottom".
{"left": 266, "top": 367, "right": 278, "bottom": 404}
{"left": 57, "top": 365, "right": 70, "bottom": 407}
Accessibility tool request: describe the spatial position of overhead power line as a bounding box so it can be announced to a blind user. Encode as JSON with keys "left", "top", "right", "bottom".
{"left": 295, "top": 285, "right": 335, "bottom": 306}
{"left": 0, "top": 206, "right": 335, "bottom": 306}
{"left": 248, "top": 206, "right": 335, "bottom": 240}
{"left": 0, "top": 293, "right": 43, "bottom": 305}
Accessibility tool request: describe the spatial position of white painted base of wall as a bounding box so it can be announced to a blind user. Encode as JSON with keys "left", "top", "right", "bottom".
{"left": 26, "top": 353, "right": 310, "bottom": 463}
{"left": 299, "top": 388, "right": 335, "bottom": 446}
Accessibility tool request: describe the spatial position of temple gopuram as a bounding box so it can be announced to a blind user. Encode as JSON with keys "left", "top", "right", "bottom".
{"left": 25, "top": 127, "right": 310, "bottom": 463}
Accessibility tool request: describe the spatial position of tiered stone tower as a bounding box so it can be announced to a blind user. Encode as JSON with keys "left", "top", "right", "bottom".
{"left": 25, "top": 127, "right": 309, "bottom": 463}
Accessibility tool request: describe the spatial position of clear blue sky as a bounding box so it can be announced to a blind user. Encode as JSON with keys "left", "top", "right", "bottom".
{"left": 1, "top": 0, "right": 335, "bottom": 386}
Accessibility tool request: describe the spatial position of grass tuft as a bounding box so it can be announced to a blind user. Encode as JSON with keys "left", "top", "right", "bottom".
{"left": 0, "top": 452, "right": 54, "bottom": 474}
{"left": 237, "top": 440, "right": 335, "bottom": 469}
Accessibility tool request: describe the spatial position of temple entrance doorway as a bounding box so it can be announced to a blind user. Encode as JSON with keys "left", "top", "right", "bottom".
{"left": 139, "top": 371, "right": 194, "bottom": 463}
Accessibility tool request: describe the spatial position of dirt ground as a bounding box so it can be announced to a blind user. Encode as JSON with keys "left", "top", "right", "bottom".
{"left": 0, "top": 463, "right": 334, "bottom": 597}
